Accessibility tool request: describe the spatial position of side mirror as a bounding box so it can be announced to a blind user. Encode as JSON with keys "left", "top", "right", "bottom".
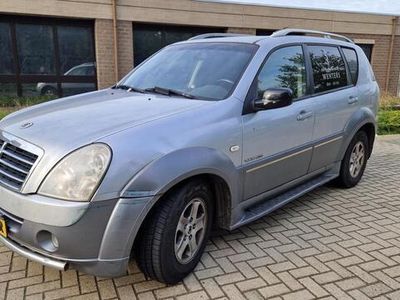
{"left": 253, "top": 88, "right": 294, "bottom": 111}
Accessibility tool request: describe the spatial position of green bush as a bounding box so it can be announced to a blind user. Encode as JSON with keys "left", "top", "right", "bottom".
{"left": 378, "top": 110, "right": 400, "bottom": 135}
{"left": 0, "top": 95, "right": 55, "bottom": 108}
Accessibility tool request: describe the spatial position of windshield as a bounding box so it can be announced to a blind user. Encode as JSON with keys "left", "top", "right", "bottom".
{"left": 121, "top": 43, "right": 257, "bottom": 100}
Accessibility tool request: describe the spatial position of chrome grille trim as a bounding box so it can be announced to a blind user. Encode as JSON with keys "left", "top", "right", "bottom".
{"left": 0, "top": 138, "right": 39, "bottom": 191}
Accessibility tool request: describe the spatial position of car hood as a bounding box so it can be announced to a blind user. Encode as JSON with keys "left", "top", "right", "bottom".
{"left": 0, "top": 89, "right": 209, "bottom": 150}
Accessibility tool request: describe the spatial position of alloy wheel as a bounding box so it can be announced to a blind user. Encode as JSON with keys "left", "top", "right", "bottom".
{"left": 174, "top": 197, "right": 207, "bottom": 264}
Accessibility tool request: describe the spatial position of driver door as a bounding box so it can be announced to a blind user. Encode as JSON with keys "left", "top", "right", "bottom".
{"left": 242, "top": 45, "right": 315, "bottom": 199}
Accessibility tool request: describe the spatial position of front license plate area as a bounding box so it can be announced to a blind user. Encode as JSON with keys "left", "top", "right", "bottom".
{"left": 0, "top": 217, "right": 7, "bottom": 238}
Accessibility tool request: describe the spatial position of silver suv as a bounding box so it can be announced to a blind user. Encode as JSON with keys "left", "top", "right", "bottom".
{"left": 0, "top": 29, "right": 379, "bottom": 284}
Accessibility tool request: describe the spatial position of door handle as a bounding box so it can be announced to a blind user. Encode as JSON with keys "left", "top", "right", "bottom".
{"left": 348, "top": 96, "right": 359, "bottom": 104}
{"left": 297, "top": 111, "right": 313, "bottom": 121}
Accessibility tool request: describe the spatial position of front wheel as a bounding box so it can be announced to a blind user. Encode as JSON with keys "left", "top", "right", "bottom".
{"left": 134, "top": 180, "right": 213, "bottom": 284}
{"left": 335, "top": 131, "right": 369, "bottom": 188}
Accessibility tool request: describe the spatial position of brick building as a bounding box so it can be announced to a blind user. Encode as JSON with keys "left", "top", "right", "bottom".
{"left": 0, "top": 0, "right": 399, "bottom": 99}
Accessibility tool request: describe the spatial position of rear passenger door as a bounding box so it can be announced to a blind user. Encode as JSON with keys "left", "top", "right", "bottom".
{"left": 306, "top": 45, "right": 360, "bottom": 172}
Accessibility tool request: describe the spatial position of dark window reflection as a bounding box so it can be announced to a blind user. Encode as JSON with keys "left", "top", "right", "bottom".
{"left": 0, "top": 17, "right": 96, "bottom": 101}
{"left": 24, "top": 82, "right": 57, "bottom": 97}
{"left": 16, "top": 24, "right": 56, "bottom": 75}
{"left": 256, "top": 29, "right": 274, "bottom": 36}
{"left": 36, "top": 63, "right": 96, "bottom": 96}
{"left": 342, "top": 48, "right": 358, "bottom": 85}
{"left": 257, "top": 46, "right": 306, "bottom": 99}
{"left": 65, "top": 63, "right": 95, "bottom": 76}
{"left": 133, "top": 23, "right": 225, "bottom": 66}
{"left": 357, "top": 44, "right": 373, "bottom": 62}
{"left": 0, "top": 83, "right": 17, "bottom": 98}
{"left": 308, "top": 46, "right": 348, "bottom": 93}
{"left": 58, "top": 26, "right": 95, "bottom": 74}
{"left": 0, "top": 23, "right": 14, "bottom": 75}
{"left": 61, "top": 83, "right": 96, "bottom": 97}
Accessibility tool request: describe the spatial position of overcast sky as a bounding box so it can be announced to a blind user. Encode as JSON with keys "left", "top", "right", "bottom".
{"left": 200, "top": 0, "right": 400, "bottom": 16}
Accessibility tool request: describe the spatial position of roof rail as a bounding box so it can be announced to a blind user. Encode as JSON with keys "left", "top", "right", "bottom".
{"left": 271, "top": 28, "right": 354, "bottom": 43}
{"left": 188, "top": 33, "right": 249, "bottom": 40}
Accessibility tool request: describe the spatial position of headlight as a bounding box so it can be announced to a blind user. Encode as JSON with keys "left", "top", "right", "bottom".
{"left": 39, "top": 144, "right": 112, "bottom": 201}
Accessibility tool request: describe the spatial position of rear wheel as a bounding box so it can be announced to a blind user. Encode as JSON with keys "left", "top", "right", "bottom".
{"left": 336, "top": 131, "right": 369, "bottom": 188}
{"left": 135, "top": 180, "right": 213, "bottom": 284}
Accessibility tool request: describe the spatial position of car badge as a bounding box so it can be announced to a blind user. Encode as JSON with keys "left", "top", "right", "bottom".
{"left": 20, "top": 122, "right": 33, "bottom": 129}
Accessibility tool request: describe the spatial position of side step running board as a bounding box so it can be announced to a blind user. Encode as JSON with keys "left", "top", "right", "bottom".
{"left": 236, "top": 173, "right": 338, "bottom": 228}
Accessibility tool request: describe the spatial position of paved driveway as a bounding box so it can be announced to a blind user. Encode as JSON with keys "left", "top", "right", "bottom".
{"left": 1, "top": 135, "right": 400, "bottom": 300}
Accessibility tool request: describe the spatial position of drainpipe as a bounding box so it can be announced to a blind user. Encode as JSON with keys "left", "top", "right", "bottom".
{"left": 385, "top": 16, "right": 398, "bottom": 93}
{"left": 112, "top": 0, "right": 119, "bottom": 83}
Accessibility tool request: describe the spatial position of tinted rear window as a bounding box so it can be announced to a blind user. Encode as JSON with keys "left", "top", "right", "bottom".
{"left": 308, "top": 45, "right": 348, "bottom": 93}
{"left": 342, "top": 48, "right": 358, "bottom": 85}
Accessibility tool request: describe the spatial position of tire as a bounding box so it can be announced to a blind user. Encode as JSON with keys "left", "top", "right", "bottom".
{"left": 41, "top": 86, "right": 57, "bottom": 96}
{"left": 335, "top": 131, "right": 369, "bottom": 188}
{"left": 135, "top": 179, "right": 214, "bottom": 284}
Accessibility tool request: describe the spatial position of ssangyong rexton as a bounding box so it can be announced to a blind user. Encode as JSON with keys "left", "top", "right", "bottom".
{"left": 0, "top": 29, "right": 379, "bottom": 284}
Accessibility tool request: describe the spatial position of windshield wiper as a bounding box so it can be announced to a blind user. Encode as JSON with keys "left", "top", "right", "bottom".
{"left": 144, "top": 86, "right": 197, "bottom": 99}
{"left": 113, "top": 84, "right": 146, "bottom": 94}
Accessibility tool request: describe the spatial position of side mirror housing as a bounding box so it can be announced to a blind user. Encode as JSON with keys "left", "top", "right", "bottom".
{"left": 253, "top": 88, "right": 294, "bottom": 111}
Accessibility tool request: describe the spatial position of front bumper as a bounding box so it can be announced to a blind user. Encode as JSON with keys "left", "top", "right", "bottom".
{"left": 0, "top": 186, "right": 153, "bottom": 277}
{"left": 0, "top": 234, "right": 67, "bottom": 271}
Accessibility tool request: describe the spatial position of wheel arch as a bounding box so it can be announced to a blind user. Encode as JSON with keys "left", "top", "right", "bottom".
{"left": 120, "top": 147, "right": 240, "bottom": 259}
{"left": 338, "top": 107, "right": 376, "bottom": 161}
{"left": 358, "top": 122, "right": 375, "bottom": 158}
{"left": 124, "top": 146, "right": 240, "bottom": 230}
{"left": 132, "top": 172, "right": 232, "bottom": 250}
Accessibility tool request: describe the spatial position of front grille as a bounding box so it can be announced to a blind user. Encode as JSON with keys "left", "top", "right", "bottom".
{"left": 0, "top": 139, "right": 38, "bottom": 190}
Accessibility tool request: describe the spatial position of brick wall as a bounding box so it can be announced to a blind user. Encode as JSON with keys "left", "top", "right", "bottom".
{"left": 117, "top": 21, "right": 134, "bottom": 80}
{"left": 345, "top": 33, "right": 400, "bottom": 95}
{"left": 389, "top": 35, "right": 400, "bottom": 96}
{"left": 94, "top": 21, "right": 399, "bottom": 95}
{"left": 95, "top": 19, "right": 134, "bottom": 89}
{"left": 95, "top": 19, "right": 116, "bottom": 89}
{"left": 227, "top": 27, "right": 257, "bottom": 35}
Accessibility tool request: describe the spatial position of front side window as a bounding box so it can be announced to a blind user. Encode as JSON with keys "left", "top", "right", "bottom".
{"left": 308, "top": 45, "right": 348, "bottom": 93}
{"left": 256, "top": 46, "right": 307, "bottom": 99}
{"left": 123, "top": 43, "right": 257, "bottom": 100}
{"left": 342, "top": 47, "right": 358, "bottom": 85}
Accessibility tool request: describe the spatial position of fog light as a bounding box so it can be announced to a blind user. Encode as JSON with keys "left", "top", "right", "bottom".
{"left": 36, "top": 230, "right": 59, "bottom": 252}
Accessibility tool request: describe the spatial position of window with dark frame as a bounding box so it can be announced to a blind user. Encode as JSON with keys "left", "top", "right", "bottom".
{"left": 133, "top": 23, "right": 226, "bottom": 66}
{"left": 256, "top": 29, "right": 275, "bottom": 36}
{"left": 342, "top": 47, "right": 359, "bottom": 85}
{"left": 356, "top": 44, "right": 373, "bottom": 62}
{"left": 256, "top": 46, "right": 307, "bottom": 99}
{"left": 0, "top": 16, "right": 97, "bottom": 101}
{"left": 308, "top": 45, "right": 348, "bottom": 94}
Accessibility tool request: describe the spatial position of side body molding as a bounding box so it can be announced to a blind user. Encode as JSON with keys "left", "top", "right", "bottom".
{"left": 337, "top": 107, "right": 377, "bottom": 162}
